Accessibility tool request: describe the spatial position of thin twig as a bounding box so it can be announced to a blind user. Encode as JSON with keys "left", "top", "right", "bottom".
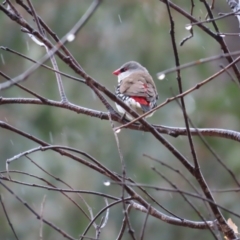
{"left": 156, "top": 50, "right": 240, "bottom": 78}
{"left": 139, "top": 205, "right": 150, "bottom": 240}
{"left": 39, "top": 195, "right": 46, "bottom": 240}
{"left": 0, "top": 46, "right": 85, "bottom": 83}
{"left": 0, "top": 194, "right": 19, "bottom": 240}
{"left": 26, "top": 0, "right": 44, "bottom": 35}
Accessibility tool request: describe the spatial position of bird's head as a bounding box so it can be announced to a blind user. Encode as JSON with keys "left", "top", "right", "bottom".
{"left": 112, "top": 61, "right": 148, "bottom": 82}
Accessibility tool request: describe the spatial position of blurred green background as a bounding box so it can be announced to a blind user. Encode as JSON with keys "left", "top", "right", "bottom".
{"left": 1, "top": 0, "right": 240, "bottom": 239}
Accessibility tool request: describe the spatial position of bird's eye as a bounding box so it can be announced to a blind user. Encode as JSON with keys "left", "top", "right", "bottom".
{"left": 121, "top": 67, "right": 127, "bottom": 72}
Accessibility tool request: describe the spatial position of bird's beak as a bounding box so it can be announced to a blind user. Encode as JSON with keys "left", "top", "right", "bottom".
{"left": 112, "top": 68, "right": 120, "bottom": 76}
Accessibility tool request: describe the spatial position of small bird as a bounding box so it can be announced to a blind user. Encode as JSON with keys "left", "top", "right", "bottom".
{"left": 112, "top": 61, "right": 158, "bottom": 120}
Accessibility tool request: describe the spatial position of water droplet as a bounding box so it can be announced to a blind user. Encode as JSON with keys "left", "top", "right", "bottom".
{"left": 219, "top": 34, "right": 225, "bottom": 38}
{"left": 158, "top": 73, "right": 165, "bottom": 80}
{"left": 67, "top": 34, "right": 75, "bottom": 42}
{"left": 104, "top": 181, "right": 111, "bottom": 186}
{"left": 115, "top": 128, "right": 121, "bottom": 134}
{"left": 185, "top": 24, "right": 192, "bottom": 30}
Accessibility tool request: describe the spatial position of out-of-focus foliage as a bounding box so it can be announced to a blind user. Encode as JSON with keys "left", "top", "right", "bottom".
{"left": 1, "top": 1, "right": 240, "bottom": 239}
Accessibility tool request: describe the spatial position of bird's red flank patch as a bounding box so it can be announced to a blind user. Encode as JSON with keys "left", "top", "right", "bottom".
{"left": 131, "top": 97, "right": 149, "bottom": 106}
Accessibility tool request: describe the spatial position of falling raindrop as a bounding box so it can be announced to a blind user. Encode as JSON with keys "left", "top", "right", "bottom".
{"left": 10, "top": 139, "right": 14, "bottom": 145}
{"left": 118, "top": 14, "right": 122, "bottom": 23}
{"left": 91, "top": 89, "right": 97, "bottom": 100}
{"left": 1, "top": 54, "right": 5, "bottom": 65}
{"left": 26, "top": 40, "right": 30, "bottom": 51}
{"left": 67, "top": 33, "right": 75, "bottom": 42}
{"left": 115, "top": 128, "right": 121, "bottom": 134}
{"left": 185, "top": 24, "right": 192, "bottom": 31}
{"left": 21, "top": 187, "right": 26, "bottom": 195}
{"left": 158, "top": 73, "right": 165, "bottom": 80}
{"left": 49, "top": 131, "right": 53, "bottom": 143}
{"left": 104, "top": 181, "right": 111, "bottom": 186}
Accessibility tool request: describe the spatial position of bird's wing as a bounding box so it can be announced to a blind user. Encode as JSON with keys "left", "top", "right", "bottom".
{"left": 119, "top": 72, "right": 158, "bottom": 104}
